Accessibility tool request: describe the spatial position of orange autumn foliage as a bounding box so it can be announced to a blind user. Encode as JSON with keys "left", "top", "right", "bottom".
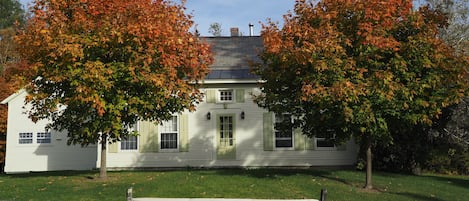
{"left": 16, "top": 0, "right": 212, "bottom": 134}
{"left": 259, "top": 0, "right": 467, "bottom": 128}
{"left": 256, "top": 0, "right": 468, "bottom": 189}
{"left": 0, "top": 26, "right": 31, "bottom": 136}
{"left": 14, "top": 0, "right": 213, "bottom": 178}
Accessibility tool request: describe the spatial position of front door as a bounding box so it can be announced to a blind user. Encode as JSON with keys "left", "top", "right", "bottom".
{"left": 216, "top": 114, "right": 236, "bottom": 160}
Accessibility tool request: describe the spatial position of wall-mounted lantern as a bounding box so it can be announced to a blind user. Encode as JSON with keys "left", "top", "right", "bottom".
{"left": 206, "top": 112, "right": 211, "bottom": 120}
{"left": 241, "top": 111, "right": 245, "bottom": 120}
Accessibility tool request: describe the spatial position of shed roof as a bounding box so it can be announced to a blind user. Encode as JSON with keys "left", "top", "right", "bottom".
{"left": 0, "top": 89, "right": 26, "bottom": 104}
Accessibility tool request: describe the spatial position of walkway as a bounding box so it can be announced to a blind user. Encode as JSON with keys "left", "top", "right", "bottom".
{"left": 133, "top": 199, "right": 319, "bottom": 201}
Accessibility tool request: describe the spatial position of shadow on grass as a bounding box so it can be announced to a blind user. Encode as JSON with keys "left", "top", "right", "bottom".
{"left": 422, "top": 174, "right": 469, "bottom": 189}
{"left": 202, "top": 168, "right": 360, "bottom": 186}
{"left": 207, "top": 168, "right": 328, "bottom": 177}
{"left": 3, "top": 170, "right": 99, "bottom": 179}
{"left": 389, "top": 192, "right": 445, "bottom": 201}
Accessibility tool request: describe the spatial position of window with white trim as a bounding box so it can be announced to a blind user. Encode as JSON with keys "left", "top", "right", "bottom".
{"left": 274, "top": 114, "right": 293, "bottom": 149}
{"left": 121, "top": 123, "right": 138, "bottom": 151}
{"left": 37, "top": 132, "right": 51, "bottom": 144}
{"left": 218, "top": 89, "right": 234, "bottom": 103}
{"left": 316, "top": 130, "right": 335, "bottom": 150}
{"left": 121, "top": 135, "right": 138, "bottom": 150}
{"left": 19, "top": 133, "right": 33, "bottom": 144}
{"left": 160, "top": 116, "right": 178, "bottom": 150}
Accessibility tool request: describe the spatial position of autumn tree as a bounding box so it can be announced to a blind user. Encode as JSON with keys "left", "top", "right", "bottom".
{"left": 255, "top": 0, "right": 468, "bottom": 189}
{"left": 0, "top": 28, "right": 18, "bottom": 136}
{"left": 15, "top": 0, "right": 212, "bottom": 178}
{"left": 0, "top": 0, "right": 27, "bottom": 136}
{"left": 372, "top": 0, "right": 469, "bottom": 174}
{"left": 423, "top": 0, "right": 469, "bottom": 173}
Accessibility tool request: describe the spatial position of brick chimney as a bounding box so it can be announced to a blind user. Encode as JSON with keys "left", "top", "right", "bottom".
{"left": 230, "top": 27, "right": 239, "bottom": 37}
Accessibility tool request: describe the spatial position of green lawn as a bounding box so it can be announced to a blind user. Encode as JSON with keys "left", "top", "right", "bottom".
{"left": 0, "top": 169, "right": 467, "bottom": 201}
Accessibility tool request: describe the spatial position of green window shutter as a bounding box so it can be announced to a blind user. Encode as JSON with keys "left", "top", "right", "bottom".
{"left": 235, "top": 89, "right": 245, "bottom": 103}
{"left": 109, "top": 142, "right": 118, "bottom": 153}
{"left": 216, "top": 115, "right": 221, "bottom": 149}
{"left": 337, "top": 143, "right": 347, "bottom": 151}
{"left": 294, "top": 128, "right": 305, "bottom": 151}
{"left": 139, "top": 121, "right": 159, "bottom": 153}
{"left": 179, "top": 114, "right": 189, "bottom": 152}
{"left": 305, "top": 137, "right": 316, "bottom": 150}
{"left": 263, "top": 112, "right": 274, "bottom": 151}
{"left": 206, "top": 89, "right": 216, "bottom": 103}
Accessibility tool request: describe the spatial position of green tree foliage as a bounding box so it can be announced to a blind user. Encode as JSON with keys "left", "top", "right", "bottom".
{"left": 372, "top": 0, "right": 469, "bottom": 175}
{"left": 209, "top": 22, "right": 223, "bottom": 37}
{"left": 372, "top": 97, "right": 469, "bottom": 175}
{"left": 0, "top": 0, "right": 24, "bottom": 30}
{"left": 427, "top": 97, "right": 469, "bottom": 174}
{"left": 15, "top": 0, "right": 213, "bottom": 178}
{"left": 0, "top": 0, "right": 25, "bottom": 72}
{"left": 425, "top": 0, "right": 469, "bottom": 168}
{"left": 255, "top": 0, "right": 468, "bottom": 188}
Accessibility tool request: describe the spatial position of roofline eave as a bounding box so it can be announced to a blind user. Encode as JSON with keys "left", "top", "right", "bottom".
{"left": 1, "top": 89, "right": 26, "bottom": 105}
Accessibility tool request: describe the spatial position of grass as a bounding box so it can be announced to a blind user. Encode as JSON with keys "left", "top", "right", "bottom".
{"left": 0, "top": 169, "right": 468, "bottom": 201}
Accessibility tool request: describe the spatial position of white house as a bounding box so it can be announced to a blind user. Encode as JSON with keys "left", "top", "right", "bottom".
{"left": 1, "top": 89, "right": 97, "bottom": 173}
{"left": 1, "top": 35, "right": 357, "bottom": 174}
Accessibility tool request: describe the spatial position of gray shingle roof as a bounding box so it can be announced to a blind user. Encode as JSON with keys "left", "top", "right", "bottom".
{"left": 203, "top": 36, "right": 262, "bottom": 80}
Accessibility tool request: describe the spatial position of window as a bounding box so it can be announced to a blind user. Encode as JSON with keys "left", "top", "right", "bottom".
{"left": 160, "top": 116, "right": 178, "bottom": 150}
{"left": 37, "top": 132, "right": 51, "bottom": 144}
{"left": 316, "top": 130, "right": 335, "bottom": 149}
{"left": 121, "top": 135, "right": 138, "bottom": 150}
{"left": 121, "top": 123, "right": 138, "bottom": 151}
{"left": 19, "top": 133, "right": 33, "bottom": 144}
{"left": 274, "top": 114, "right": 293, "bottom": 149}
{"left": 218, "top": 89, "right": 233, "bottom": 102}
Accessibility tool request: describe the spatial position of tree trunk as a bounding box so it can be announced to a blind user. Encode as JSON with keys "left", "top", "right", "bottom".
{"left": 99, "top": 133, "right": 107, "bottom": 179}
{"left": 364, "top": 140, "right": 373, "bottom": 189}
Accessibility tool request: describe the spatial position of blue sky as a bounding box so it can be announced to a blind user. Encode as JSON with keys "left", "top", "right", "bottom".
{"left": 19, "top": 0, "right": 296, "bottom": 36}
{"left": 185, "top": 0, "right": 295, "bottom": 36}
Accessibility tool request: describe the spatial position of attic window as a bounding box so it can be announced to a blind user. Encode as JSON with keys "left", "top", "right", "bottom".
{"left": 218, "top": 89, "right": 234, "bottom": 103}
